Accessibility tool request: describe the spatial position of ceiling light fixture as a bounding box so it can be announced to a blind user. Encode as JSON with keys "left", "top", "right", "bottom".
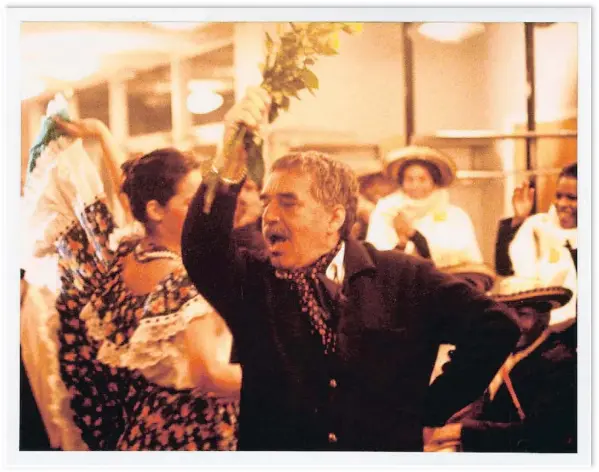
{"left": 417, "top": 22, "right": 485, "bottom": 43}
{"left": 186, "top": 79, "right": 226, "bottom": 114}
{"left": 150, "top": 22, "right": 202, "bottom": 31}
{"left": 186, "top": 91, "right": 224, "bottom": 115}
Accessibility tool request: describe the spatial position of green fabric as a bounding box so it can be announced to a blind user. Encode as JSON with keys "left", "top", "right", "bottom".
{"left": 27, "top": 109, "right": 71, "bottom": 176}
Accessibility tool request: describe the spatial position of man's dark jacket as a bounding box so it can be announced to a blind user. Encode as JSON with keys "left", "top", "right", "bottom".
{"left": 461, "top": 322, "right": 577, "bottom": 452}
{"left": 182, "top": 181, "right": 520, "bottom": 451}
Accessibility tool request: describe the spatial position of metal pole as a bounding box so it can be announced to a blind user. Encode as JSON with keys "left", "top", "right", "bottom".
{"left": 524, "top": 23, "right": 537, "bottom": 211}
{"left": 402, "top": 23, "right": 415, "bottom": 145}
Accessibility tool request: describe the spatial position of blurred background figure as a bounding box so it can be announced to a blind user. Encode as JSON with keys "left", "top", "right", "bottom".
{"left": 366, "top": 145, "right": 483, "bottom": 269}
{"left": 351, "top": 171, "right": 396, "bottom": 240}
{"left": 495, "top": 163, "right": 577, "bottom": 329}
{"left": 494, "top": 179, "right": 536, "bottom": 276}
{"left": 232, "top": 177, "right": 267, "bottom": 257}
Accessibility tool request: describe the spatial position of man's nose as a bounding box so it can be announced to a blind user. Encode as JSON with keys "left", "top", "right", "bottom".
{"left": 262, "top": 202, "right": 279, "bottom": 223}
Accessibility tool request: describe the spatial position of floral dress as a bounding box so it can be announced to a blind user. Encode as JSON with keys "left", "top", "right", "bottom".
{"left": 23, "top": 137, "right": 238, "bottom": 451}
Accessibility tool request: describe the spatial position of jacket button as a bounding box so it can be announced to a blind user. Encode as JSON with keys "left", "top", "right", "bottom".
{"left": 329, "top": 378, "right": 338, "bottom": 388}
{"left": 328, "top": 432, "right": 338, "bottom": 443}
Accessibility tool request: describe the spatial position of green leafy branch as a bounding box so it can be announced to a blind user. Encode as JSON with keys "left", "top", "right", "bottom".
{"left": 259, "top": 22, "right": 362, "bottom": 123}
{"left": 204, "top": 22, "right": 363, "bottom": 214}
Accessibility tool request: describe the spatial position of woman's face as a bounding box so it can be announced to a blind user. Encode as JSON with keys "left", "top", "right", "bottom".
{"left": 401, "top": 163, "right": 436, "bottom": 200}
{"left": 554, "top": 176, "right": 577, "bottom": 229}
{"left": 160, "top": 169, "right": 203, "bottom": 244}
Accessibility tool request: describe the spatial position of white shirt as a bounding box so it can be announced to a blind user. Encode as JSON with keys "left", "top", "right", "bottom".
{"left": 326, "top": 241, "right": 346, "bottom": 285}
{"left": 366, "top": 191, "right": 482, "bottom": 268}
{"left": 509, "top": 208, "right": 577, "bottom": 327}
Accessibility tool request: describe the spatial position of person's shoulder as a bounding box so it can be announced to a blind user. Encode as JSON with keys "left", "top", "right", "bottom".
{"left": 362, "top": 241, "right": 433, "bottom": 273}
{"left": 144, "top": 264, "right": 216, "bottom": 316}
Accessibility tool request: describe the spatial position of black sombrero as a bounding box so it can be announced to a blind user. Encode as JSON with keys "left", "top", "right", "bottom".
{"left": 442, "top": 263, "right": 496, "bottom": 293}
{"left": 492, "top": 286, "right": 573, "bottom": 313}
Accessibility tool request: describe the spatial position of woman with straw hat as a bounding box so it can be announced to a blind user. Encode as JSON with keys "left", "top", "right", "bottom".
{"left": 366, "top": 145, "right": 482, "bottom": 269}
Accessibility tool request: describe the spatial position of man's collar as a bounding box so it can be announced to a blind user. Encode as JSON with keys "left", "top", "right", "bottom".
{"left": 325, "top": 238, "right": 376, "bottom": 285}
{"left": 326, "top": 241, "right": 346, "bottom": 284}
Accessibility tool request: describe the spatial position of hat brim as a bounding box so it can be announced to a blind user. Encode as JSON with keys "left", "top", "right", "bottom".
{"left": 454, "top": 273, "right": 496, "bottom": 293}
{"left": 384, "top": 146, "right": 457, "bottom": 187}
{"left": 493, "top": 286, "right": 573, "bottom": 312}
{"left": 442, "top": 263, "right": 497, "bottom": 293}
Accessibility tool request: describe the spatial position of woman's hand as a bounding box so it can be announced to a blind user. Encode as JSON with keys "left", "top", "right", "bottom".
{"left": 512, "top": 180, "right": 535, "bottom": 227}
{"left": 53, "top": 115, "right": 132, "bottom": 224}
{"left": 52, "top": 116, "right": 109, "bottom": 140}
{"left": 393, "top": 211, "right": 416, "bottom": 240}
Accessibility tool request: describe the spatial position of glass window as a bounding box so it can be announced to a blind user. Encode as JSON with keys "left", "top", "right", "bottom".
{"left": 126, "top": 64, "right": 172, "bottom": 136}
{"left": 77, "top": 82, "right": 110, "bottom": 125}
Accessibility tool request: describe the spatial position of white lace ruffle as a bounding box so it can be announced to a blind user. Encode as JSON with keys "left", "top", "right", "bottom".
{"left": 37, "top": 304, "right": 89, "bottom": 451}
{"left": 22, "top": 138, "right": 107, "bottom": 259}
{"left": 80, "top": 294, "right": 213, "bottom": 387}
{"left": 107, "top": 221, "right": 145, "bottom": 253}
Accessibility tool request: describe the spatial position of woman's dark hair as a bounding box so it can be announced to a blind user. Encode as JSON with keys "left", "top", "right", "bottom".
{"left": 397, "top": 159, "right": 442, "bottom": 187}
{"left": 559, "top": 162, "right": 577, "bottom": 180}
{"left": 120, "top": 148, "right": 200, "bottom": 225}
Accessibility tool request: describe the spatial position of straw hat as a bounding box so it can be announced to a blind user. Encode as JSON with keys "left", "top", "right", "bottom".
{"left": 384, "top": 145, "right": 457, "bottom": 187}
{"left": 443, "top": 263, "right": 496, "bottom": 293}
{"left": 492, "top": 277, "right": 573, "bottom": 313}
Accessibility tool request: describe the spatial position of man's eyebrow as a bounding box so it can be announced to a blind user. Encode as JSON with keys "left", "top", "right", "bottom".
{"left": 259, "top": 192, "right": 298, "bottom": 201}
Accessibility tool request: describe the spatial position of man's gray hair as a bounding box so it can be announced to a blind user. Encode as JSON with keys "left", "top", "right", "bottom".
{"left": 270, "top": 150, "right": 359, "bottom": 240}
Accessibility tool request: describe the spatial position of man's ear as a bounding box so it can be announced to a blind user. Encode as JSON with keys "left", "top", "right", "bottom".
{"left": 145, "top": 200, "right": 165, "bottom": 224}
{"left": 329, "top": 204, "right": 347, "bottom": 234}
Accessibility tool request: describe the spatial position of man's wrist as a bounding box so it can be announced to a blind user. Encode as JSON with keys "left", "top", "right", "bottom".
{"left": 214, "top": 164, "right": 247, "bottom": 186}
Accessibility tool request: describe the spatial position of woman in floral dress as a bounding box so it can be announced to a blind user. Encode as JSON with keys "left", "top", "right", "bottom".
{"left": 25, "top": 114, "right": 240, "bottom": 451}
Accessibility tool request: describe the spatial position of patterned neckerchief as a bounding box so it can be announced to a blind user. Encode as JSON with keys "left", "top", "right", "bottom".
{"left": 275, "top": 240, "right": 344, "bottom": 355}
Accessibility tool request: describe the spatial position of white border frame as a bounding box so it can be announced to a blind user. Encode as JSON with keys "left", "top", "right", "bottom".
{"left": 2, "top": 5, "right": 593, "bottom": 471}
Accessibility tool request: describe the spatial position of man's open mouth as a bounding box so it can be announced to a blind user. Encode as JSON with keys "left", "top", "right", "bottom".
{"left": 264, "top": 230, "right": 290, "bottom": 251}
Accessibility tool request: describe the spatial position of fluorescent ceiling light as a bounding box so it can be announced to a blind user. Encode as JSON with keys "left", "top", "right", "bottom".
{"left": 187, "top": 91, "right": 224, "bottom": 115}
{"left": 150, "top": 22, "right": 202, "bottom": 31}
{"left": 417, "top": 23, "right": 485, "bottom": 43}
